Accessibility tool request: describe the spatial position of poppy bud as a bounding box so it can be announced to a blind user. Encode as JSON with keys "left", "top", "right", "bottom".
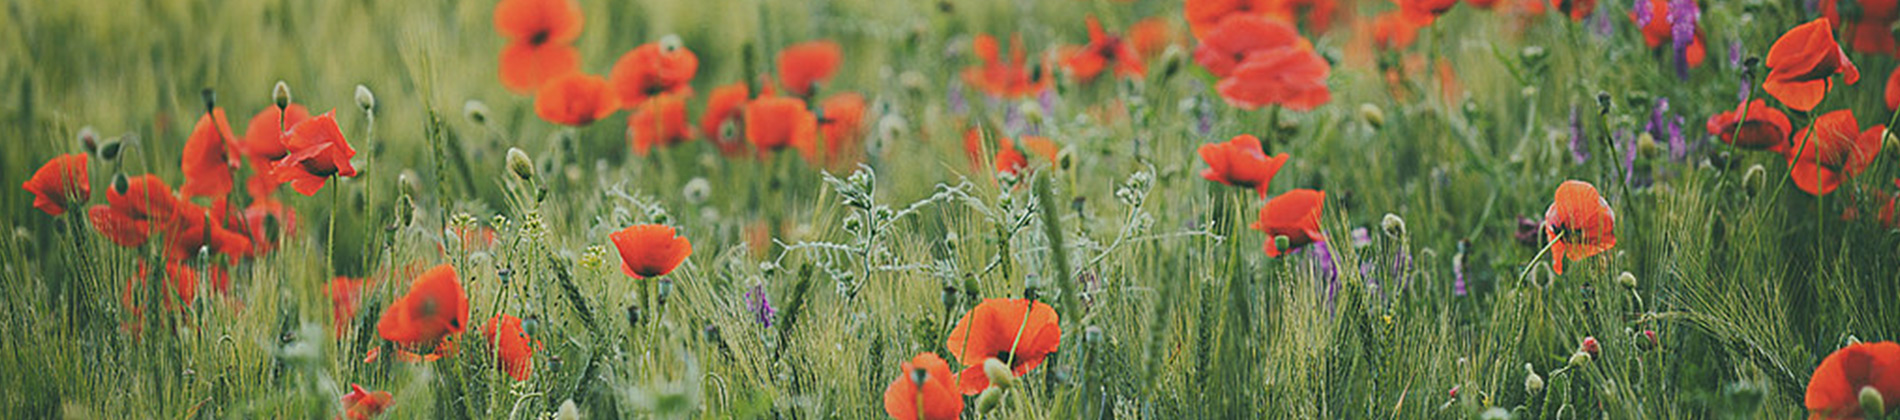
{"left": 941, "top": 285, "right": 960, "bottom": 310}
{"left": 1381, "top": 213, "right": 1406, "bottom": 239}
{"left": 273, "top": 81, "right": 292, "bottom": 110}
{"left": 111, "top": 173, "right": 129, "bottom": 195}
{"left": 1524, "top": 364, "right": 1544, "bottom": 393}
{"left": 78, "top": 126, "right": 99, "bottom": 155}
{"left": 1741, "top": 164, "right": 1767, "bottom": 197}
{"left": 1359, "top": 103, "right": 1386, "bottom": 129}
{"left": 1579, "top": 336, "right": 1599, "bottom": 356}
{"left": 200, "top": 88, "right": 217, "bottom": 114}
{"left": 355, "top": 84, "right": 376, "bottom": 112}
{"left": 1595, "top": 91, "right": 1611, "bottom": 114}
{"left": 983, "top": 358, "right": 1015, "bottom": 389}
{"left": 1567, "top": 351, "right": 1592, "bottom": 368}
{"left": 627, "top": 304, "right": 643, "bottom": 326}
{"left": 506, "top": 147, "right": 536, "bottom": 181}
{"left": 99, "top": 135, "right": 124, "bottom": 161}
{"left": 1861, "top": 386, "right": 1886, "bottom": 418}
{"left": 1884, "top": 128, "right": 1899, "bottom": 160}
{"left": 659, "top": 34, "right": 684, "bottom": 54}
{"left": 657, "top": 279, "right": 674, "bottom": 306}
{"left": 1616, "top": 271, "right": 1637, "bottom": 288}
{"left": 976, "top": 386, "right": 1005, "bottom": 413}
{"left": 1057, "top": 147, "right": 1074, "bottom": 172}
{"left": 1023, "top": 275, "right": 1042, "bottom": 302}
{"left": 464, "top": 100, "right": 490, "bottom": 125}
{"left": 1480, "top": 407, "right": 1513, "bottom": 420}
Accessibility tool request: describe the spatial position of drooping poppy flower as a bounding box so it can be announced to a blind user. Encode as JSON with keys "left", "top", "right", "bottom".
{"left": 1764, "top": 18, "right": 1861, "bottom": 112}
{"left": 1787, "top": 110, "right": 1883, "bottom": 196}
{"left": 817, "top": 92, "right": 867, "bottom": 162}
{"left": 701, "top": 82, "right": 751, "bottom": 155}
{"left": 483, "top": 314, "right": 540, "bottom": 381}
{"left": 1253, "top": 189, "right": 1325, "bottom": 257}
{"left": 376, "top": 264, "right": 469, "bottom": 356}
{"left": 535, "top": 73, "right": 620, "bottom": 126}
{"left": 494, "top": 0, "right": 585, "bottom": 93}
{"left": 341, "top": 383, "right": 394, "bottom": 420}
{"left": 1805, "top": 341, "right": 1900, "bottom": 419}
{"left": 882, "top": 352, "right": 965, "bottom": 420}
{"left": 778, "top": 41, "right": 844, "bottom": 98}
{"left": 744, "top": 96, "right": 819, "bottom": 155}
{"left": 1062, "top": 16, "right": 1145, "bottom": 82}
{"left": 1542, "top": 180, "right": 1615, "bottom": 274}
{"left": 626, "top": 92, "right": 693, "bottom": 156}
{"left": 1217, "top": 45, "right": 1332, "bottom": 111}
{"left": 1823, "top": 0, "right": 1900, "bottom": 57}
{"left": 1199, "top": 135, "right": 1290, "bottom": 196}
{"left": 962, "top": 34, "right": 1052, "bottom": 99}
{"left": 1394, "top": 0, "right": 1460, "bottom": 24}
{"left": 609, "top": 224, "right": 692, "bottom": 279}
{"left": 22, "top": 154, "right": 89, "bottom": 216}
{"left": 1706, "top": 99, "right": 1793, "bottom": 152}
{"left": 1550, "top": 0, "right": 1595, "bottom": 21}
{"left": 1185, "top": 0, "right": 1273, "bottom": 39}
{"left": 608, "top": 42, "right": 699, "bottom": 106}
{"left": 1192, "top": 15, "right": 1306, "bottom": 78}
{"left": 241, "top": 104, "right": 311, "bottom": 163}
{"left": 272, "top": 111, "right": 357, "bottom": 196}
{"left": 944, "top": 298, "right": 1062, "bottom": 395}
{"left": 1127, "top": 18, "right": 1175, "bottom": 58}
{"left": 329, "top": 277, "right": 367, "bottom": 338}
{"left": 179, "top": 108, "right": 239, "bottom": 198}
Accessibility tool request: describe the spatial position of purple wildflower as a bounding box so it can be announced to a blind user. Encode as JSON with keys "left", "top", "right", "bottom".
{"left": 1453, "top": 241, "right": 1469, "bottom": 297}
{"left": 947, "top": 80, "right": 968, "bottom": 115}
{"left": 1667, "top": 0, "right": 1701, "bottom": 79}
{"left": 1570, "top": 105, "right": 1590, "bottom": 163}
{"left": 1633, "top": 0, "right": 1653, "bottom": 27}
{"left": 1668, "top": 114, "right": 1686, "bottom": 161}
{"left": 1727, "top": 40, "right": 1743, "bottom": 68}
{"left": 1351, "top": 227, "right": 1373, "bottom": 248}
{"left": 1038, "top": 89, "right": 1057, "bottom": 118}
{"left": 745, "top": 284, "right": 775, "bottom": 327}
{"left": 1311, "top": 241, "right": 1340, "bottom": 312}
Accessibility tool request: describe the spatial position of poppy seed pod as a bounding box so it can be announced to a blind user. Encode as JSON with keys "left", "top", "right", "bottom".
{"left": 982, "top": 358, "right": 1015, "bottom": 389}
{"left": 1861, "top": 386, "right": 1886, "bottom": 418}
{"left": 464, "top": 100, "right": 490, "bottom": 125}
{"left": 1381, "top": 213, "right": 1406, "bottom": 239}
{"left": 273, "top": 81, "right": 292, "bottom": 110}
{"left": 1359, "top": 103, "right": 1386, "bottom": 129}
{"left": 506, "top": 147, "right": 535, "bottom": 181}
{"left": 355, "top": 85, "right": 376, "bottom": 112}
{"left": 1524, "top": 364, "right": 1545, "bottom": 393}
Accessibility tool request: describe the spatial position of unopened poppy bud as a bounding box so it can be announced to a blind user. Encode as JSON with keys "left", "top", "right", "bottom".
{"left": 983, "top": 358, "right": 1015, "bottom": 389}
{"left": 1639, "top": 330, "right": 1658, "bottom": 350}
{"left": 627, "top": 304, "right": 644, "bottom": 326}
{"left": 1274, "top": 235, "right": 1291, "bottom": 253}
{"left": 1359, "top": 103, "right": 1386, "bottom": 129}
{"left": 659, "top": 34, "right": 684, "bottom": 54}
{"left": 941, "top": 285, "right": 960, "bottom": 309}
{"left": 1741, "top": 164, "right": 1767, "bottom": 197}
{"left": 273, "top": 81, "right": 292, "bottom": 110}
{"left": 1579, "top": 336, "right": 1599, "bottom": 356}
{"left": 1381, "top": 213, "right": 1406, "bottom": 239}
{"left": 464, "top": 100, "right": 490, "bottom": 125}
{"left": 506, "top": 147, "right": 536, "bottom": 181}
{"left": 1023, "top": 275, "right": 1042, "bottom": 302}
{"left": 976, "top": 386, "right": 1005, "bottom": 412}
{"left": 1860, "top": 386, "right": 1886, "bottom": 418}
{"left": 1568, "top": 351, "right": 1592, "bottom": 368}
{"left": 1596, "top": 91, "right": 1612, "bottom": 113}
{"left": 1524, "top": 364, "right": 1544, "bottom": 393}
{"left": 78, "top": 126, "right": 100, "bottom": 155}
{"left": 657, "top": 279, "right": 674, "bottom": 306}
{"left": 1057, "top": 147, "right": 1075, "bottom": 171}
{"left": 111, "top": 173, "right": 129, "bottom": 195}
{"left": 1159, "top": 45, "right": 1186, "bottom": 82}
{"left": 355, "top": 84, "right": 376, "bottom": 112}
{"left": 200, "top": 88, "right": 217, "bottom": 113}
{"left": 1616, "top": 271, "right": 1637, "bottom": 288}
{"left": 99, "top": 136, "right": 123, "bottom": 161}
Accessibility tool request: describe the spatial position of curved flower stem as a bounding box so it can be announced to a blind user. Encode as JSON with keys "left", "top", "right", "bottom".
{"left": 1517, "top": 230, "right": 1563, "bottom": 287}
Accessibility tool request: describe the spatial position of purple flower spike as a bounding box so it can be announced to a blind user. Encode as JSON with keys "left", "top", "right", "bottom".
{"left": 1570, "top": 105, "right": 1590, "bottom": 163}
{"left": 1633, "top": 0, "right": 1653, "bottom": 27}
{"left": 745, "top": 284, "right": 776, "bottom": 327}
{"left": 1668, "top": 115, "right": 1686, "bottom": 161}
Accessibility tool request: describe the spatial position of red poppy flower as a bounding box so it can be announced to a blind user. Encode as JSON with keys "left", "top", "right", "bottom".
{"left": 1270, "top": 0, "right": 1340, "bottom": 32}
{"left": 1127, "top": 18, "right": 1175, "bottom": 59}
{"left": 744, "top": 96, "right": 819, "bottom": 154}
{"left": 1707, "top": 99, "right": 1793, "bottom": 152}
{"left": 818, "top": 92, "right": 867, "bottom": 163}
{"left": 1887, "top": 67, "right": 1900, "bottom": 110}
{"left": 107, "top": 174, "right": 179, "bottom": 222}
{"left": 158, "top": 200, "right": 252, "bottom": 262}
{"left": 1253, "top": 189, "right": 1325, "bottom": 257}
{"left": 1199, "top": 134, "right": 1290, "bottom": 196}
{"left": 484, "top": 314, "right": 540, "bottom": 381}
{"left": 627, "top": 92, "right": 693, "bottom": 156}
{"left": 162, "top": 261, "right": 198, "bottom": 310}
{"left": 1880, "top": 180, "right": 1900, "bottom": 229}
{"left": 494, "top": 0, "right": 584, "bottom": 93}
{"left": 1467, "top": 0, "right": 1502, "bottom": 9}
{"left": 330, "top": 277, "right": 367, "bottom": 338}
{"left": 944, "top": 298, "right": 1062, "bottom": 395}
{"left": 609, "top": 42, "right": 699, "bottom": 106}
{"left": 535, "top": 73, "right": 620, "bottom": 126}
{"left": 882, "top": 352, "right": 965, "bottom": 420}
{"left": 272, "top": 111, "right": 357, "bottom": 196}
{"left": 179, "top": 108, "right": 239, "bottom": 198}
{"left": 778, "top": 41, "right": 844, "bottom": 98}
{"left": 241, "top": 104, "right": 311, "bottom": 162}
{"left": 1063, "top": 16, "right": 1145, "bottom": 82}
{"left": 1192, "top": 14, "right": 1306, "bottom": 78}
{"left": 1632, "top": 0, "right": 1670, "bottom": 48}
{"left": 1551, "top": 0, "right": 1595, "bottom": 21}
{"left": 341, "top": 383, "right": 394, "bottom": 420}
{"left": 228, "top": 199, "right": 298, "bottom": 257}
{"left": 1764, "top": 18, "right": 1861, "bottom": 112}
{"left": 1185, "top": 0, "right": 1273, "bottom": 39}
{"left": 962, "top": 34, "right": 1052, "bottom": 99}
{"left": 701, "top": 82, "right": 751, "bottom": 155}
{"left": 994, "top": 137, "right": 1059, "bottom": 176}
{"left": 1395, "top": 0, "right": 1460, "bottom": 24}
{"left": 1787, "top": 110, "right": 1883, "bottom": 196}
{"left": 1371, "top": 12, "right": 1424, "bottom": 52}
{"left": 609, "top": 224, "right": 692, "bottom": 279}
{"left": 964, "top": 127, "right": 989, "bottom": 167}
{"left": 1823, "top": 0, "right": 1900, "bottom": 57}
{"left": 89, "top": 205, "right": 152, "bottom": 247}
{"left": 1217, "top": 45, "right": 1332, "bottom": 111}
{"left": 1543, "top": 180, "right": 1615, "bottom": 274}
{"left": 22, "top": 154, "right": 89, "bottom": 217}
{"left": 377, "top": 264, "right": 469, "bottom": 355}
{"left": 1806, "top": 341, "right": 1900, "bottom": 419}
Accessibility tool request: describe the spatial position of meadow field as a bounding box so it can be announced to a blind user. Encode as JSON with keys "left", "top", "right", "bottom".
{"left": 3, "top": 0, "right": 1899, "bottom": 418}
